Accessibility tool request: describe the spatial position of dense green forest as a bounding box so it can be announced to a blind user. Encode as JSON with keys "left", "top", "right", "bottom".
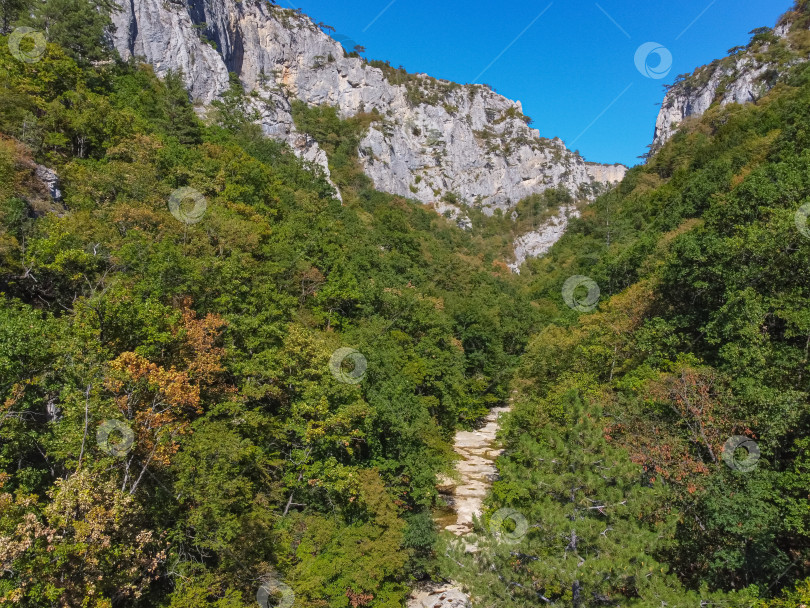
{"left": 0, "top": 3, "right": 537, "bottom": 606}
{"left": 4, "top": 0, "right": 810, "bottom": 606}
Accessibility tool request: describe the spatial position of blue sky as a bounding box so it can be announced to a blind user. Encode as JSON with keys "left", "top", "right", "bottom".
{"left": 277, "top": 0, "right": 794, "bottom": 167}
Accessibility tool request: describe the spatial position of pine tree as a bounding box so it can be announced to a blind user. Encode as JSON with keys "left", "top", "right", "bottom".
{"left": 211, "top": 72, "right": 260, "bottom": 133}
{"left": 446, "top": 390, "right": 703, "bottom": 607}
{"left": 29, "top": 0, "right": 115, "bottom": 64}
{"left": 0, "top": 0, "right": 30, "bottom": 34}
{"left": 159, "top": 70, "right": 202, "bottom": 145}
{"left": 516, "top": 393, "right": 683, "bottom": 606}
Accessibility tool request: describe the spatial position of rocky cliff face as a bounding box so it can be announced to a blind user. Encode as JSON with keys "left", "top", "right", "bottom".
{"left": 111, "top": 0, "right": 625, "bottom": 217}
{"left": 508, "top": 205, "right": 580, "bottom": 273}
{"left": 652, "top": 5, "right": 810, "bottom": 151}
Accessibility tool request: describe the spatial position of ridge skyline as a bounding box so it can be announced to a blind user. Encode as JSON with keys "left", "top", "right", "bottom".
{"left": 290, "top": 0, "right": 793, "bottom": 167}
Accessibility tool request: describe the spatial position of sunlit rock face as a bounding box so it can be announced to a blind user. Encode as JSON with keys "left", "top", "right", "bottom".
{"left": 111, "top": 0, "right": 625, "bottom": 216}
{"left": 653, "top": 56, "right": 778, "bottom": 150}
{"left": 509, "top": 205, "right": 580, "bottom": 273}
{"left": 652, "top": 10, "right": 810, "bottom": 151}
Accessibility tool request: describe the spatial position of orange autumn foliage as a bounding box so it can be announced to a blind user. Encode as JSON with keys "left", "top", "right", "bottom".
{"left": 346, "top": 587, "right": 374, "bottom": 607}
{"left": 105, "top": 352, "right": 201, "bottom": 466}
{"left": 606, "top": 365, "right": 743, "bottom": 486}
{"left": 176, "top": 299, "right": 231, "bottom": 389}
{"left": 103, "top": 300, "right": 233, "bottom": 467}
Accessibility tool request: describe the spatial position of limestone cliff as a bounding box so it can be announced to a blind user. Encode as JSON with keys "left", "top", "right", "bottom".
{"left": 652, "top": 4, "right": 810, "bottom": 151}
{"left": 508, "top": 205, "right": 580, "bottom": 273}
{"left": 111, "top": 0, "right": 625, "bottom": 217}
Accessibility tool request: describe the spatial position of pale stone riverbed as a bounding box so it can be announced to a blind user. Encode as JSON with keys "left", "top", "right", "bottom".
{"left": 406, "top": 406, "right": 511, "bottom": 608}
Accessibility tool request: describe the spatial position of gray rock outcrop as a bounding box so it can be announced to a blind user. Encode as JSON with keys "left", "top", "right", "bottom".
{"left": 34, "top": 164, "right": 61, "bottom": 201}
{"left": 408, "top": 583, "right": 471, "bottom": 608}
{"left": 653, "top": 56, "right": 777, "bottom": 150}
{"left": 652, "top": 7, "right": 809, "bottom": 151}
{"left": 508, "top": 205, "right": 580, "bottom": 273}
{"left": 111, "top": 0, "right": 625, "bottom": 216}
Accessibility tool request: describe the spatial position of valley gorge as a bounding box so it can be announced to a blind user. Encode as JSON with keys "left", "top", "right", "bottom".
{"left": 4, "top": 0, "right": 810, "bottom": 606}
{"left": 109, "top": 0, "right": 625, "bottom": 264}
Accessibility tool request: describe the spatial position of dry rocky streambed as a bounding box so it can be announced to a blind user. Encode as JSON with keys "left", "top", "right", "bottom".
{"left": 406, "top": 406, "right": 511, "bottom": 608}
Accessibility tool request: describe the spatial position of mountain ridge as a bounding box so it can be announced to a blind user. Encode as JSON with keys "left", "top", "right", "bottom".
{"left": 110, "top": 0, "right": 626, "bottom": 218}
{"left": 652, "top": 1, "right": 810, "bottom": 152}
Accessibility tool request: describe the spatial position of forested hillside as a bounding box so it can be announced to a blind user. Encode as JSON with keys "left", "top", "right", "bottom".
{"left": 441, "top": 22, "right": 810, "bottom": 608}
{"left": 5, "top": 1, "right": 810, "bottom": 607}
{"left": 0, "top": 6, "right": 538, "bottom": 606}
